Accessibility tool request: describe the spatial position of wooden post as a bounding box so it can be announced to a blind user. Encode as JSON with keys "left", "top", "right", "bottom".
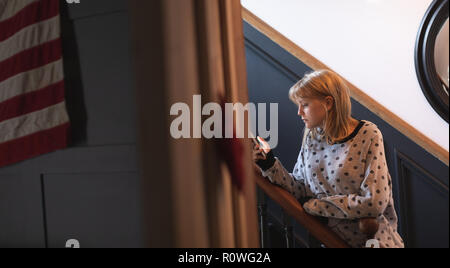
{"left": 130, "top": 0, "right": 259, "bottom": 248}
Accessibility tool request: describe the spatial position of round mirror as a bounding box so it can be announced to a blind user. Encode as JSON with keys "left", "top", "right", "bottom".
{"left": 415, "top": 0, "right": 449, "bottom": 123}
{"left": 434, "top": 18, "right": 449, "bottom": 92}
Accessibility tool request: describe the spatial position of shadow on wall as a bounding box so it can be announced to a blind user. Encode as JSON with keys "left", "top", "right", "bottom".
{"left": 60, "top": 3, "right": 88, "bottom": 146}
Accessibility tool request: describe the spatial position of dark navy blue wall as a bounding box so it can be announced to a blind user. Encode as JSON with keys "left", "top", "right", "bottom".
{"left": 244, "top": 21, "right": 449, "bottom": 248}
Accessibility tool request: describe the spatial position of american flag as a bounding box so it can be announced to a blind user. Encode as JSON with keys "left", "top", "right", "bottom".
{"left": 0, "top": 0, "right": 70, "bottom": 168}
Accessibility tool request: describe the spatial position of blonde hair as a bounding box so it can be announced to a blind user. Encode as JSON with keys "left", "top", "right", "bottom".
{"left": 289, "top": 70, "right": 354, "bottom": 145}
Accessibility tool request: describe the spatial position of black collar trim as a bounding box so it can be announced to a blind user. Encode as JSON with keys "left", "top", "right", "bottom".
{"left": 334, "top": 120, "right": 365, "bottom": 144}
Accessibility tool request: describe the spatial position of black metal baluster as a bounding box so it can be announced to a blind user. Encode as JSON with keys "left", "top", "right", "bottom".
{"left": 282, "top": 210, "right": 293, "bottom": 248}
{"left": 257, "top": 188, "right": 268, "bottom": 248}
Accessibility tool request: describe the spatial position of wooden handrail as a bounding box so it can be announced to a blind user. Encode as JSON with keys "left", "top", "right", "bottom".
{"left": 254, "top": 168, "right": 350, "bottom": 248}
{"left": 255, "top": 168, "right": 381, "bottom": 248}
{"left": 359, "top": 218, "right": 379, "bottom": 240}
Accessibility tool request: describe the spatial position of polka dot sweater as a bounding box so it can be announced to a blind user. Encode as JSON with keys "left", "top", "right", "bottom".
{"left": 259, "top": 120, "right": 404, "bottom": 248}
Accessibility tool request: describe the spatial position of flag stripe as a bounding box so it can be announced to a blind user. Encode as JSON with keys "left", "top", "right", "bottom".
{"left": 0, "top": 15, "right": 60, "bottom": 62}
{"left": 0, "top": 0, "right": 70, "bottom": 167}
{"left": 0, "top": 38, "right": 62, "bottom": 82}
{"left": 0, "top": 122, "right": 70, "bottom": 168}
{"left": 0, "top": 80, "right": 65, "bottom": 122}
{"left": 0, "top": 101, "right": 69, "bottom": 144}
{"left": 0, "top": 0, "right": 58, "bottom": 42}
{"left": 0, "top": 0, "right": 39, "bottom": 22}
{"left": 0, "top": 59, "right": 63, "bottom": 103}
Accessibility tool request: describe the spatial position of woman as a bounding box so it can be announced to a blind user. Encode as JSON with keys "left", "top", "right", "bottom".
{"left": 253, "top": 70, "right": 404, "bottom": 248}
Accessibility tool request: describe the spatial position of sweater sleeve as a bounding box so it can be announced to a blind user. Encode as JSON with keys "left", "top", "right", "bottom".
{"left": 258, "top": 151, "right": 315, "bottom": 202}
{"left": 303, "top": 132, "right": 391, "bottom": 219}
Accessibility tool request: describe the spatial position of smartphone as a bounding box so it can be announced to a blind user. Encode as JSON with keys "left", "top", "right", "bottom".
{"left": 251, "top": 137, "right": 267, "bottom": 157}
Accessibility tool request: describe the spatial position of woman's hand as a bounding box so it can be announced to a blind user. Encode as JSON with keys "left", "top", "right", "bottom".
{"left": 252, "top": 137, "right": 276, "bottom": 171}
{"left": 252, "top": 136, "right": 271, "bottom": 162}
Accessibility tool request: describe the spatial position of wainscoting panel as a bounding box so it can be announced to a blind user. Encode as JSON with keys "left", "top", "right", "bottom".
{"left": 43, "top": 172, "right": 142, "bottom": 248}
{"left": 395, "top": 150, "right": 448, "bottom": 248}
{"left": 0, "top": 174, "right": 46, "bottom": 247}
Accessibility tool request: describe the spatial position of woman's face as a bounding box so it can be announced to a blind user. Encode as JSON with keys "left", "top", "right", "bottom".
{"left": 297, "top": 97, "right": 328, "bottom": 129}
